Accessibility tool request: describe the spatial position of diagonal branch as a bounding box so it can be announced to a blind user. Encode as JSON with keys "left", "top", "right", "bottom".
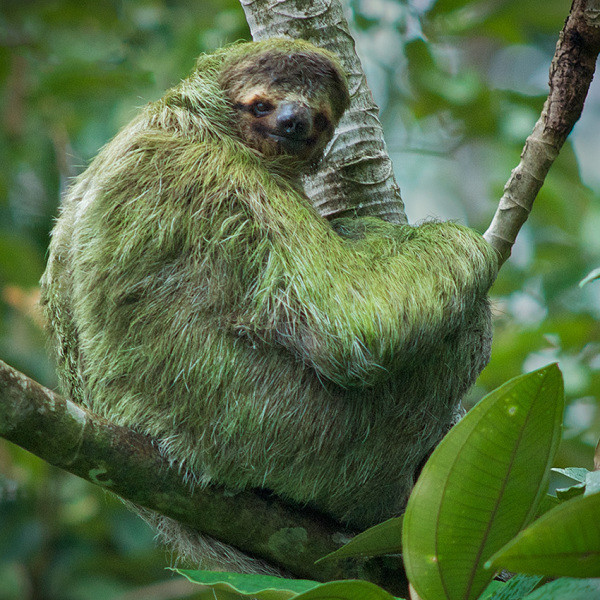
{"left": 484, "top": 0, "right": 600, "bottom": 266}
{"left": 0, "top": 359, "right": 408, "bottom": 596}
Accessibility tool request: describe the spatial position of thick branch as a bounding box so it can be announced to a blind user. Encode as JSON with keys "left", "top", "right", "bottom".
{"left": 0, "top": 359, "right": 408, "bottom": 596}
{"left": 240, "top": 0, "right": 407, "bottom": 224}
{"left": 485, "top": 0, "right": 600, "bottom": 265}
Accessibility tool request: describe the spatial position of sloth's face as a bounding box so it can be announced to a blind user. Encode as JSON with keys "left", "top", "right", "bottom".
{"left": 231, "top": 87, "right": 335, "bottom": 163}
{"left": 219, "top": 48, "right": 349, "bottom": 168}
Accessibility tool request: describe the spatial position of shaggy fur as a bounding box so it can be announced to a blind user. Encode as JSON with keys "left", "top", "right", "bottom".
{"left": 41, "top": 39, "right": 497, "bottom": 566}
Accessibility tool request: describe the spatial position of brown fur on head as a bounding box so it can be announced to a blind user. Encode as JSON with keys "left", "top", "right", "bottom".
{"left": 218, "top": 43, "right": 350, "bottom": 165}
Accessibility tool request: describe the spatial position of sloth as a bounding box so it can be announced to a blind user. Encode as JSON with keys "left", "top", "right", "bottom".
{"left": 41, "top": 38, "right": 498, "bottom": 568}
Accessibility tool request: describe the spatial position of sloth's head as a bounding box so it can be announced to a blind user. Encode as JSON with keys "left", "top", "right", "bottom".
{"left": 218, "top": 39, "right": 350, "bottom": 166}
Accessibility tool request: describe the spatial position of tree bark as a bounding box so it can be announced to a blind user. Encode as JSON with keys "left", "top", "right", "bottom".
{"left": 240, "top": 0, "right": 408, "bottom": 224}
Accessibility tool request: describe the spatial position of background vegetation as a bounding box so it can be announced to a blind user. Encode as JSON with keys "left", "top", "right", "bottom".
{"left": 0, "top": 0, "right": 599, "bottom": 598}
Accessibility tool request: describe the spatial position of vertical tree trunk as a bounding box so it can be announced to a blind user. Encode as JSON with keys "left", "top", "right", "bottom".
{"left": 241, "top": 0, "right": 408, "bottom": 224}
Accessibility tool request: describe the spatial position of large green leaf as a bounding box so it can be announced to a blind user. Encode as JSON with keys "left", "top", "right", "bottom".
{"left": 316, "top": 517, "right": 403, "bottom": 562}
{"left": 477, "top": 580, "right": 507, "bottom": 599}
{"left": 176, "top": 570, "right": 319, "bottom": 599}
{"left": 520, "top": 578, "right": 600, "bottom": 600}
{"left": 489, "top": 491, "right": 600, "bottom": 577}
{"left": 175, "top": 571, "right": 400, "bottom": 600}
{"left": 402, "top": 365, "right": 564, "bottom": 600}
{"left": 294, "top": 580, "right": 399, "bottom": 600}
{"left": 487, "top": 574, "right": 543, "bottom": 600}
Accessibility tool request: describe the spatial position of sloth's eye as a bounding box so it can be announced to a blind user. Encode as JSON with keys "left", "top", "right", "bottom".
{"left": 251, "top": 101, "right": 274, "bottom": 117}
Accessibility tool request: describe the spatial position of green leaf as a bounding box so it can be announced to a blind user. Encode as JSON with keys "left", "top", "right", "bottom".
{"left": 174, "top": 572, "right": 402, "bottom": 600}
{"left": 477, "top": 580, "right": 506, "bottom": 599}
{"left": 194, "top": 589, "right": 244, "bottom": 599}
{"left": 584, "top": 471, "right": 600, "bottom": 496}
{"left": 175, "top": 570, "right": 319, "bottom": 599}
{"left": 533, "top": 493, "right": 560, "bottom": 518}
{"left": 550, "top": 468, "right": 588, "bottom": 484}
{"left": 548, "top": 468, "right": 589, "bottom": 501}
{"left": 521, "top": 578, "right": 600, "bottom": 600}
{"left": 489, "top": 491, "right": 600, "bottom": 577}
{"left": 316, "top": 517, "right": 403, "bottom": 562}
{"left": 487, "top": 574, "right": 543, "bottom": 600}
{"left": 555, "top": 484, "right": 585, "bottom": 501}
{"left": 402, "top": 365, "right": 564, "bottom": 600}
{"left": 294, "top": 580, "right": 400, "bottom": 600}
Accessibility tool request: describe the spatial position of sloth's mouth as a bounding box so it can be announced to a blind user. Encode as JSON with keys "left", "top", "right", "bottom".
{"left": 267, "top": 132, "right": 315, "bottom": 155}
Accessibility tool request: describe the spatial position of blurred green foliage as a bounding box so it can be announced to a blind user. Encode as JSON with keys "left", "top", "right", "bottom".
{"left": 0, "top": 0, "right": 599, "bottom": 598}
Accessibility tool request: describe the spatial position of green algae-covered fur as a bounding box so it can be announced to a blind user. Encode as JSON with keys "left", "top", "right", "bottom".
{"left": 41, "top": 38, "right": 498, "bottom": 567}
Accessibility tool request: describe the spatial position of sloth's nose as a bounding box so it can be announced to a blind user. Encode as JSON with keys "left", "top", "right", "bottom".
{"left": 276, "top": 102, "right": 311, "bottom": 139}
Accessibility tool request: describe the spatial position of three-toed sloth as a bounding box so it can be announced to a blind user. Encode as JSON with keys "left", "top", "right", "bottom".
{"left": 41, "top": 38, "right": 497, "bottom": 568}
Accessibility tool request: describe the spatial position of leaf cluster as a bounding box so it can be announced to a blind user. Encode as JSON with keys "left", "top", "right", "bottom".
{"left": 180, "top": 365, "right": 600, "bottom": 600}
